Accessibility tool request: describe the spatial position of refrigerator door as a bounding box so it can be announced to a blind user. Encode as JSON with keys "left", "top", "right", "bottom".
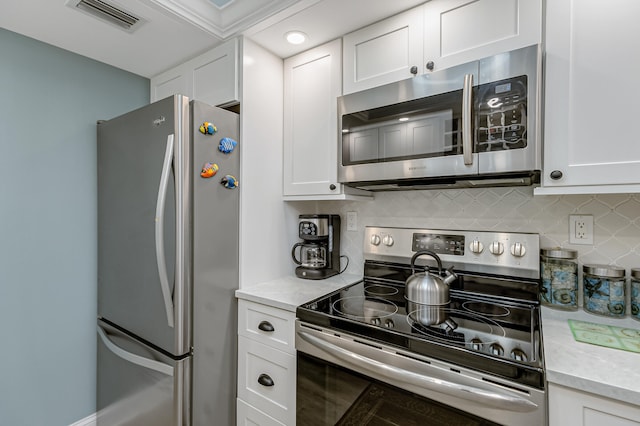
{"left": 98, "top": 95, "right": 191, "bottom": 356}
{"left": 190, "top": 101, "right": 240, "bottom": 425}
{"left": 97, "top": 320, "right": 190, "bottom": 426}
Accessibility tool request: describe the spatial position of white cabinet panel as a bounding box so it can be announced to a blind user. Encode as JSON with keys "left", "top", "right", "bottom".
{"left": 150, "top": 38, "right": 239, "bottom": 106}
{"left": 343, "top": 8, "right": 423, "bottom": 94}
{"left": 152, "top": 71, "right": 189, "bottom": 103}
{"left": 237, "top": 336, "right": 296, "bottom": 425}
{"left": 283, "top": 39, "right": 372, "bottom": 200}
{"left": 536, "top": 0, "right": 640, "bottom": 194}
{"left": 424, "top": 0, "right": 540, "bottom": 72}
{"left": 343, "top": 0, "right": 541, "bottom": 93}
{"left": 549, "top": 383, "right": 640, "bottom": 426}
{"left": 238, "top": 300, "right": 295, "bottom": 354}
{"left": 237, "top": 399, "right": 284, "bottom": 426}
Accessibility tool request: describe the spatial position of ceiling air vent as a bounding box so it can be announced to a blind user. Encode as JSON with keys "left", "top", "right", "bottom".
{"left": 66, "top": 0, "right": 145, "bottom": 32}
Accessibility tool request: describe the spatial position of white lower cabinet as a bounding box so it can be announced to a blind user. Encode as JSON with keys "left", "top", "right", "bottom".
{"left": 549, "top": 383, "right": 640, "bottom": 426}
{"left": 237, "top": 300, "right": 296, "bottom": 425}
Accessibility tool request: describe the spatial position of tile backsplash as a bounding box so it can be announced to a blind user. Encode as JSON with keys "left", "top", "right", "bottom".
{"left": 294, "top": 187, "right": 640, "bottom": 293}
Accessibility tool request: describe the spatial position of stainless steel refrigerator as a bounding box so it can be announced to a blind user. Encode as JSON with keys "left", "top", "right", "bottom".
{"left": 96, "top": 95, "right": 239, "bottom": 425}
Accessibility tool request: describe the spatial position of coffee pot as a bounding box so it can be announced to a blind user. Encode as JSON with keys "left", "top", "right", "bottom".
{"left": 291, "top": 214, "right": 341, "bottom": 280}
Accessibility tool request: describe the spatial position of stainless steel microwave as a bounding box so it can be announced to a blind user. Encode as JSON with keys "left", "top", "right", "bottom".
{"left": 338, "top": 44, "right": 542, "bottom": 190}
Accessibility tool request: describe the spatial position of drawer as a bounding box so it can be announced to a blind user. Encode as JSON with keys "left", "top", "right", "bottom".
{"left": 237, "top": 398, "right": 285, "bottom": 426}
{"left": 238, "top": 300, "right": 295, "bottom": 353}
{"left": 237, "top": 336, "right": 296, "bottom": 425}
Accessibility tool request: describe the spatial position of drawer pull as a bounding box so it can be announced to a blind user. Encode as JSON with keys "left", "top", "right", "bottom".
{"left": 258, "top": 321, "right": 275, "bottom": 332}
{"left": 258, "top": 373, "right": 274, "bottom": 387}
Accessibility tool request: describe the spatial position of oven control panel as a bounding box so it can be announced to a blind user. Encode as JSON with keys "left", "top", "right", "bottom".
{"left": 364, "top": 227, "right": 539, "bottom": 279}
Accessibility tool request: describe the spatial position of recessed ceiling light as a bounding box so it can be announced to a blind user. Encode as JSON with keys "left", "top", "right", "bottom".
{"left": 285, "top": 31, "right": 307, "bottom": 45}
{"left": 398, "top": 117, "right": 409, "bottom": 122}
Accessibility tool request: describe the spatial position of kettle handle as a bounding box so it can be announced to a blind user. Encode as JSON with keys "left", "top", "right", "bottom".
{"left": 291, "top": 242, "right": 304, "bottom": 265}
{"left": 410, "top": 250, "right": 443, "bottom": 275}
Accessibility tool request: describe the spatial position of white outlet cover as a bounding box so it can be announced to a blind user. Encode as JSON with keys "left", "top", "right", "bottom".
{"left": 569, "top": 214, "right": 594, "bottom": 245}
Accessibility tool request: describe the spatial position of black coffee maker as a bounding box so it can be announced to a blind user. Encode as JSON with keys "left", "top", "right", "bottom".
{"left": 291, "top": 214, "right": 341, "bottom": 280}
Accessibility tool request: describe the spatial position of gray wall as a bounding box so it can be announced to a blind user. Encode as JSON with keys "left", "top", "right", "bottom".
{"left": 0, "top": 28, "right": 149, "bottom": 426}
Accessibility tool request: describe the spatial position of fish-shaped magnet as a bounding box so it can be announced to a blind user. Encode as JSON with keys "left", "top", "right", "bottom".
{"left": 199, "top": 122, "right": 217, "bottom": 135}
{"left": 218, "top": 137, "right": 237, "bottom": 154}
{"left": 220, "top": 175, "right": 239, "bottom": 189}
{"left": 200, "top": 162, "right": 219, "bottom": 178}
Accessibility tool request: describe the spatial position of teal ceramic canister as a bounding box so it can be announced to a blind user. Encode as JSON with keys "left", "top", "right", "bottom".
{"left": 583, "top": 264, "right": 626, "bottom": 318}
{"left": 631, "top": 268, "right": 640, "bottom": 321}
{"left": 540, "top": 248, "right": 578, "bottom": 310}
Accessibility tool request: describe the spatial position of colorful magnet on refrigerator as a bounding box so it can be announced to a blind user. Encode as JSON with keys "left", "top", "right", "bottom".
{"left": 199, "top": 122, "right": 217, "bottom": 135}
{"left": 200, "top": 162, "right": 219, "bottom": 178}
{"left": 220, "top": 175, "right": 239, "bottom": 189}
{"left": 218, "top": 137, "right": 237, "bottom": 153}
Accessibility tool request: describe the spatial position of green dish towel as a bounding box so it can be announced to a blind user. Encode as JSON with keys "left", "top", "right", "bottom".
{"left": 568, "top": 319, "right": 640, "bottom": 353}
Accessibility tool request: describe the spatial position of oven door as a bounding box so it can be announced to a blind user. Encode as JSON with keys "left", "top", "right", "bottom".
{"left": 296, "top": 321, "right": 546, "bottom": 426}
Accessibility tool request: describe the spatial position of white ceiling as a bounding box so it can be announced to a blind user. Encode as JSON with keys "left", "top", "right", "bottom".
{"left": 0, "top": 0, "right": 425, "bottom": 78}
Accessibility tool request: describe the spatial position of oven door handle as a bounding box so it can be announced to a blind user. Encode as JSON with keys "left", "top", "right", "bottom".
{"left": 298, "top": 330, "right": 537, "bottom": 412}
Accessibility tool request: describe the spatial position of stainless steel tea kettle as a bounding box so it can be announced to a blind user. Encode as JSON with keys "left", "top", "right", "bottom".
{"left": 405, "top": 250, "right": 458, "bottom": 326}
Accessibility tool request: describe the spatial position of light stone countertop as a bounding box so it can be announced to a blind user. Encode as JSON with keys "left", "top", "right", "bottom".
{"left": 541, "top": 306, "right": 640, "bottom": 406}
{"left": 235, "top": 273, "right": 362, "bottom": 312}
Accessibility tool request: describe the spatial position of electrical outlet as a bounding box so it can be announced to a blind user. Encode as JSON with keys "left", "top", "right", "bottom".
{"left": 346, "top": 211, "right": 358, "bottom": 231}
{"left": 569, "top": 214, "right": 594, "bottom": 245}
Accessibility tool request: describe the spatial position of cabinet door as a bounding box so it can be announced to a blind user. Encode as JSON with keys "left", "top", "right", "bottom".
{"left": 423, "top": 0, "right": 542, "bottom": 73}
{"left": 192, "top": 38, "right": 239, "bottom": 107}
{"left": 283, "top": 39, "right": 342, "bottom": 196}
{"left": 540, "top": 0, "right": 640, "bottom": 192}
{"left": 150, "top": 38, "right": 239, "bottom": 107}
{"left": 150, "top": 65, "right": 191, "bottom": 103}
{"left": 342, "top": 7, "right": 424, "bottom": 94}
{"left": 548, "top": 383, "right": 640, "bottom": 426}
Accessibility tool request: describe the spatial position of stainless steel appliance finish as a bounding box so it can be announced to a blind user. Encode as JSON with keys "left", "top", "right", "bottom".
{"left": 296, "top": 226, "right": 545, "bottom": 426}
{"left": 338, "top": 44, "right": 542, "bottom": 190}
{"left": 97, "top": 95, "right": 239, "bottom": 425}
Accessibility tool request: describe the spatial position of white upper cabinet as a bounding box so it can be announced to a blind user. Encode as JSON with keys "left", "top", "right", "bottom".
{"left": 283, "top": 39, "right": 371, "bottom": 200}
{"left": 342, "top": 8, "right": 424, "bottom": 95}
{"left": 535, "top": 0, "right": 640, "bottom": 194}
{"left": 343, "top": 0, "right": 542, "bottom": 95}
{"left": 423, "top": 0, "right": 541, "bottom": 72}
{"left": 150, "top": 38, "right": 239, "bottom": 107}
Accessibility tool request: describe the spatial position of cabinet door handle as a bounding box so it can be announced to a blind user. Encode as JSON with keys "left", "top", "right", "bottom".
{"left": 550, "top": 170, "right": 563, "bottom": 180}
{"left": 258, "top": 373, "right": 274, "bottom": 387}
{"left": 426, "top": 61, "right": 435, "bottom": 71}
{"left": 410, "top": 65, "right": 418, "bottom": 75}
{"left": 258, "top": 321, "right": 275, "bottom": 332}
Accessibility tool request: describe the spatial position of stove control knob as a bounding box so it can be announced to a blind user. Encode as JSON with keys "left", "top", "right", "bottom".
{"left": 489, "top": 241, "right": 504, "bottom": 255}
{"left": 510, "top": 242, "right": 526, "bottom": 257}
{"left": 510, "top": 348, "right": 528, "bottom": 362}
{"left": 470, "top": 338, "right": 483, "bottom": 351}
{"left": 371, "top": 317, "right": 381, "bottom": 326}
{"left": 489, "top": 343, "right": 504, "bottom": 356}
{"left": 370, "top": 234, "right": 381, "bottom": 246}
{"left": 384, "top": 319, "right": 394, "bottom": 329}
{"left": 382, "top": 235, "right": 394, "bottom": 247}
{"left": 469, "top": 239, "right": 484, "bottom": 254}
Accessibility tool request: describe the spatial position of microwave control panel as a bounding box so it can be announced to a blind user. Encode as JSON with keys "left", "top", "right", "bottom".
{"left": 476, "top": 75, "right": 527, "bottom": 151}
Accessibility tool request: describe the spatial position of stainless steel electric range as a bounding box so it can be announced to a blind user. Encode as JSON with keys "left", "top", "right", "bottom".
{"left": 296, "top": 227, "right": 545, "bottom": 426}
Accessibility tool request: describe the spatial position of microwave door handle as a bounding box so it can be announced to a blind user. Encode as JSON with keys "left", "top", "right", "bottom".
{"left": 155, "top": 134, "right": 175, "bottom": 328}
{"left": 462, "top": 73, "right": 473, "bottom": 165}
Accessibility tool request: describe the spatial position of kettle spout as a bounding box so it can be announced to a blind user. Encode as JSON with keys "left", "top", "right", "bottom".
{"left": 443, "top": 266, "right": 458, "bottom": 285}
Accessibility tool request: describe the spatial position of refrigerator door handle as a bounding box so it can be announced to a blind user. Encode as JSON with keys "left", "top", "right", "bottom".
{"left": 155, "top": 134, "right": 175, "bottom": 328}
{"left": 97, "top": 324, "right": 173, "bottom": 377}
